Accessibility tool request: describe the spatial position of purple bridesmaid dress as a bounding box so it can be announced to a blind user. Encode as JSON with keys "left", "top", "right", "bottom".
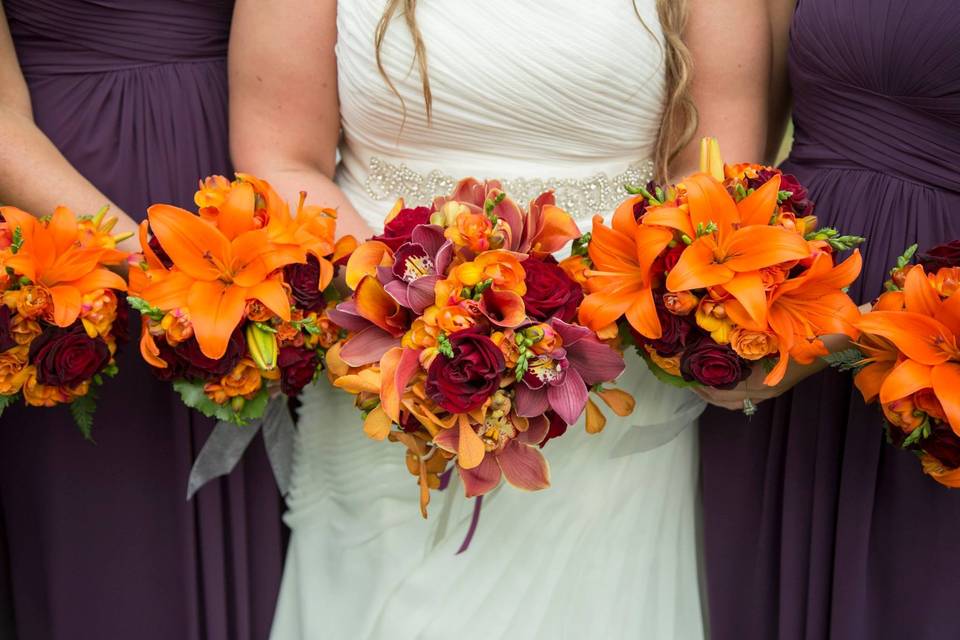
{"left": 0, "top": 2, "right": 284, "bottom": 639}
{"left": 700, "top": 1, "right": 960, "bottom": 639}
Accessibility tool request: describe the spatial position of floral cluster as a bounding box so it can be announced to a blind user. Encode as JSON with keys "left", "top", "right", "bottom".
{"left": 129, "top": 174, "right": 355, "bottom": 425}
{"left": 577, "top": 138, "right": 863, "bottom": 395}
{"left": 0, "top": 205, "right": 130, "bottom": 436}
{"left": 832, "top": 241, "right": 960, "bottom": 487}
{"left": 330, "top": 179, "right": 634, "bottom": 516}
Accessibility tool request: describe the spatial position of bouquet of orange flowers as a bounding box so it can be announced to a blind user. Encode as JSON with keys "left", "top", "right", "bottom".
{"left": 330, "top": 179, "right": 634, "bottom": 516}
{"left": 828, "top": 242, "right": 960, "bottom": 487}
{"left": 577, "top": 139, "right": 863, "bottom": 413}
{"left": 0, "top": 205, "right": 130, "bottom": 437}
{"left": 129, "top": 174, "right": 355, "bottom": 427}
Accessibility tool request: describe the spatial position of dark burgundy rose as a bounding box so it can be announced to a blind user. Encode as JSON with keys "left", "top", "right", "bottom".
{"left": 372, "top": 206, "right": 433, "bottom": 251}
{"left": 679, "top": 337, "right": 750, "bottom": 389}
{"left": 521, "top": 257, "right": 584, "bottom": 322}
{"left": 148, "top": 232, "right": 174, "bottom": 269}
{"left": 150, "top": 339, "right": 187, "bottom": 383}
{"left": 662, "top": 244, "right": 686, "bottom": 273}
{"left": 919, "top": 240, "right": 960, "bottom": 270}
{"left": 425, "top": 327, "right": 505, "bottom": 413}
{"left": 0, "top": 306, "right": 16, "bottom": 352}
{"left": 539, "top": 411, "right": 568, "bottom": 449}
{"left": 630, "top": 180, "right": 663, "bottom": 220}
{"left": 112, "top": 293, "right": 131, "bottom": 343}
{"left": 277, "top": 345, "right": 320, "bottom": 396}
{"left": 921, "top": 421, "right": 960, "bottom": 469}
{"left": 284, "top": 255, "right": 327, "bottom": 311}
{"left": 174, "top": 328, "right": 247, "bottom": 380}
{"left": 649, "top": 299, "right": 694, "bottom": 356}
{"left": 747, "top": 169, "right": 814, "bottom": 216}
{"left": 29, "top": 325, "right": 110, "bottom": 387}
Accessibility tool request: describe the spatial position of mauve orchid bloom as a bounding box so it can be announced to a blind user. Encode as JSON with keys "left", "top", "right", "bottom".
{"left": 378, "top": 224, "right": 453, "bottom": 314}
{"left": 514, "top": 318, "right": 626, "bottom": 425}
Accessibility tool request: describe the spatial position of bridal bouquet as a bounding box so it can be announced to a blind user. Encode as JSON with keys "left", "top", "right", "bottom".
{"left": 330, "top": 179, "right": 634, "bottom": 515}
{"left": 578, "top": 139, "right": 863, "bottom": 411}
{"left": 0, "top": 205, "right": 130, "bottom": 437}
{"left": 829, "top": 242, "right": 960, "bottom": 487}
{"left": 129, "top": 174, "right": 355, "bottom": 426}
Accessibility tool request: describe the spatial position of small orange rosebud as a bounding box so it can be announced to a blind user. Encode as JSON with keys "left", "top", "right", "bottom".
{"left": 0, "top": 346, "right": 31, "bottom": 395}
{"left": 16, "top": 286, "right": 52, "bottom": 320}
{"left": 10, "top": 314, "right": 42, "bottom": 346}
{"left": 729, "top": 327, "right": 779, "bottom": 361}
{"left": 663, "top": 291, "right": 698, "bottom": 316}
{"left": 882, "top": 397, "right": 927, "bottom": 434}
{"left": 21, "top": 367, "right": 71, "bottom": 407}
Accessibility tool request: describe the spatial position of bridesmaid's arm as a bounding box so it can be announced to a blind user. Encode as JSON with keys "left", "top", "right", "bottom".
{"left": 671, "top": 0, "right": 773, "bottom": 175}
{"left": 0, "top": 4, "right": 138, "bottom": 251}
{"left": 228, "top": 0, "right": 373, "bottom": 241}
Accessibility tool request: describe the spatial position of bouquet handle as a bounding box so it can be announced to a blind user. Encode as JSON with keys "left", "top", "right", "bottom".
{"left": 186, "top": 396, "right": 296, "bottom": 499}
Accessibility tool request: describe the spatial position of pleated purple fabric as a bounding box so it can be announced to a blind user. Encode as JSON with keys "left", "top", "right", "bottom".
{"left": 0, "top": 2, "right": 284, "bottom": 639}
{"left": 700, "top": 1, "right": 960, "bottom": 639}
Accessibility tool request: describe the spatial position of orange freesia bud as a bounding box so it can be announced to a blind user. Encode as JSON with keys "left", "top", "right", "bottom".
{"left": 435, "top": 305, "right": 476, "bottom": 334}
{"left": 663, "top": 291, "right": 698, "bottom": 316}
{"left": 529, "top": 323, "right": 562, "bottom": 355}
{"left": 491, "top": 330, "right": 521, "bottom": 367}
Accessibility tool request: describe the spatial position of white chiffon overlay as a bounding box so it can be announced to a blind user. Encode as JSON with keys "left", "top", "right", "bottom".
{"left": 271, "top": 1, "right": 706, "bottom": 638}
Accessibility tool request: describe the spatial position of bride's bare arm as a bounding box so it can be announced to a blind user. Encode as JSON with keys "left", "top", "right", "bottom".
{"left": 671, "top": 0, "right": 779, "bottom": 175}
{"left": 0, "top": 4, "right": 138, "bottom": 250}
{"left": 228, "top": 0, "right": 373, "bottom": 240}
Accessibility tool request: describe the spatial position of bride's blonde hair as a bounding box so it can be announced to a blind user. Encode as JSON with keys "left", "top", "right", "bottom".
{"left": 374, "top": 0, "right": 696, "bottom": 180}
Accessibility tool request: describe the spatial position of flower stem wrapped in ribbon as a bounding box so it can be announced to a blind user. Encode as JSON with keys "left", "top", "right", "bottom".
{"left": 827, "top": 242, "right": 960, "bottom": 488}
{"left": 0, "top": 205, "right": 131, "bottom": 438}
{"left": 129, "top": 174, "right": 356, "bottom": 427}
{"left": 579, "top": 137, "right": 864, "bottom": 397}
{"left": 330, "top": 179, "right": 635, "bottom": 517}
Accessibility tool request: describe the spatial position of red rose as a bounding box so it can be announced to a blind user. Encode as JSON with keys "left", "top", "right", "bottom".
{"left": 632, "top": 295, "right": 695, "bottom": 357}
{"left": 425, "top": 327, "right": 505, "bottom": 413}
{"left": 0, "top": 306, "right": 16, "bottom": 352}
{"left": 372, "top": 206, "right": 433, "bottom": 252}
{"left": 174, "top": 328, "right": 247, "bottom": 380}
{"left": 29, "top": 324, "right": 110, "bottom": 387}
{"left": 922, "top": 420, "right": 960, "bottom": 469}
{"left": 278, "top": 345, "right": 320, "bottom": 396}
{"left": 539, "top": 411, "right": 568, "bottom": 449}
{"left": 148, "top": 230, "right": 174, "bottom": 269}
{"left": 284, "top": 255, "right": 327, "bottom": 312}
{"left": 679, "top": 337, "right": 750, "bottom": 389}
{"left": 919, "top": 240, "right": 960, "bottom": 270}
{"left": 747, "top": 169, "right": 814, "bottom": 216}
{"left": 150, "top": 340, "right": 187, "bottom": 382}
{"left": 521, "top": 257, "right": 584, "bottom": 322}
{"left": 662, "top": 245, "right": 686, "bottom": 272}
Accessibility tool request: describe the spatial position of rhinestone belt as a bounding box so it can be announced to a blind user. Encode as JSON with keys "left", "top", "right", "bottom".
{"left": 363, "top": 157, "right": 655, "bottom": 220}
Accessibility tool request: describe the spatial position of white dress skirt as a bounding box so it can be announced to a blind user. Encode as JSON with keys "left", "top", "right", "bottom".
{"left": 271, "top": 1, "right": 707, "bottom": 637}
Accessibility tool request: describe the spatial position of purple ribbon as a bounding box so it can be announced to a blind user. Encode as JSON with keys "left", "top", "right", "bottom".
{"left": 437, "top": 467, "right": 484, "bottom": 554}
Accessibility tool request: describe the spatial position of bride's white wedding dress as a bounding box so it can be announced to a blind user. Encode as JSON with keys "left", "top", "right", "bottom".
{"left": 271, "top": 1, "right": 706, "bottom": 638}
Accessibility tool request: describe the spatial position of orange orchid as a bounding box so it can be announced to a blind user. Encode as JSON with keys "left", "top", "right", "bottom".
{"left": 138, "top": 204, "right": 306, "bottom": 359}
{"left": 854, "top": 265, "right": 960, "bottom": 435}
{"left": 0, "top": 206, "right": 127, "bottom": 327}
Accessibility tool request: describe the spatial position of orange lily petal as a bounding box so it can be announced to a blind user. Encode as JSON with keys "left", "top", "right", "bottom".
{"left": 142, "top": 271, "right": 194, "bottom": 310}
{"left": 879, "top": 359, "right": 932, "bottom": 405}
{"left": 721, "top": 225, "right": 810, "bottom": 273}
{"left": 854, "top": 360, "right": 896, "bottom": 403}
{"left": 903, "top": 265, "right": 941, "bottom": 316}
{"left": 246, "top": 278, "right": 292, "bottom": 321}
{"left": 931, "top": 363, "right": 960, "bottom": 436}
{"left": 736, "top": 173, "right": 781, "bottom": 226}
{"left": 635, "top": 224, "right": 674, "bottom": 278}
{"left": 684, "top": 173, "right": 740, "bottom": 235}
{"left": 186, "top": 281, "right": 249, "bottom": 359}
{"left": 935, "top": 293, "right": 960, "bottom": 336}
{"left": 641, "top": 206, "right": 694, "bottom": 239}
{"left": 43, "top": 247, "right": 107, "bottom": 286}
{"left": 64, "top": 268, "right": 127, "bottom": 294}
{"left": 578, "top": 289, "right": 634, "bottom": 334}
{"left": 46, "top": 285, "right": 83, "bottom": 327}
{"left": 216, "top": 181, "right": 257, "bottom": 240}
{"left": 666, "top": 238, "right": 733, "bottom": 291}
{"left": 346, "top": 241, "right": 393, "bottom": 290}
{"left": 723, "top": 271, "right": 769, "bottom": 327}
{"left": 139, "top": 322, "right": 169, "bottom": 369}
{"left": 856, "top": 311, "right": 955, "bottom": 366}
{"left": 138, "top": 220, "right": 166, "bottom": 271}
{"left": 332, "top": 236, "right": 358, "bottom": 263}
{"left": 612, "top": 196, "right": 643, "bottom": 236}
{"left": 48, "top": 206, "right": 79, "bottom": 254}
{"left": 148, "top": 204, "right": 228, "bottom": 281}
{"left": 624, "top": 286, "right": 661, "bottom": 339}
{"left": 874, "top": 290, "right": 905, "bottom": 311}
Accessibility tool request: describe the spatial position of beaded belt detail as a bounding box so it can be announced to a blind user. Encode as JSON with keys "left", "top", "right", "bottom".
{"left": 363, "top": 157, "right": 656, "bottom": 220}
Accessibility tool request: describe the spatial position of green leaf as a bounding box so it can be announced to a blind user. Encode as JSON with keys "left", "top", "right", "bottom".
{"left": 902, "top": 420, "right": 930, "bottom": 448}
{"left": 895, "top": 244, "right": 919, "bottom": 269}
{"left": 823, "top": 348, "right": 866, "bottom": 373}
{"left": 10, "top": 226, "right": 23, "bottom": 254}
{"left": 70, "top": 392, "right": 98, "bottom": 442}
{"left": 173, "top": 379, "right": 270, "bottom": 426}
{"left": 638, "top": 349, "right": 699, "bottom": 389}
{"left": 0, "top": 393, "right": 19, "bottom": 419}
{"left": 437, "top": 332, "right": 455, "bottom": 359}
{"left": 126, "top": 296, "right": 165, "bottom": 322}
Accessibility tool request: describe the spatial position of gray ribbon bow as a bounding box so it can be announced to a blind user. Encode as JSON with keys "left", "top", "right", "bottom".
{"left": 186, "top": 396, "right": 296, "bottom": 500}
{"left": 609, "top": 397, "right": 706, "bottom": 458}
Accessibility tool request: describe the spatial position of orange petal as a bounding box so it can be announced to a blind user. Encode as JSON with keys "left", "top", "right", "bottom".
{"left": 736, "top": 173, "right": 781, "bottom": 226}
{"left": 216, "top": 181, "right": 257, "bottom": 240}
{"left": 854, "top": 360, "right": 896, "bottom": 404}
{"left": 666, "top": 238, "right": 733, "bottom": 291}
{"left": 64, "top": 268, "right": 127, "bottom": 294}
{"left": 332, "top": 236, "right": 358, "bottom": 263}
{"left": 43, "top": 247, "right": 108, "bottom": 286}
{"left": 595, "top": 387, "right": 635, "bottom": 417}
{"left": 856, "top": 311, "right": 955, "bottom": 366}
{"left": 684, "top": 173, "right": 740, "bottom": 235}
{"left": 874, "top": 290, "right": 905, "bottom": 311}
{"left": 641, "top": 205, "right": 694, "bottom": 239}
{"left": 587, "top": 219, "right": 640, "bottom": 272}
{"left": 148, "top": 204, "right": 228, "bottom": 281}
{"left": 578, "top": 289, "right": 634, "bottom": 334}
{"left": 142, "top": 271, "right": 194, "bottom": 310}
{"left": 363, "top": 405, "right": 393, "bottom": 441}
{"left": 345, "top": 241, "right": 393, "bottom": 290}
{"left": 722, "top": 226, "right": 811, "bottom": 273}
{"left": 246, "top": 278, "right": 292, "bottom": 321}
{"left": 354, "top": 276, "right": 405, "bottom": 336}
{"left": 457, "top": 415, "right": 486, "bottom": 470}
{"left": 635, "top": 224, "right": 674, "bottom": 278}
{"left": 48, "top": 206, "right": 79, "bottom": 254}
{"left": 611, "top": 196, "right": 643, "bottom": 236}
{"left": 530, "top": 204, "right": 580, "bottom": 254}
{"left": 46, "top": 285, "right": 82, "bottom": 327}
{"left": 903, "top": 264, "right": 941, "bottom": 317}
{"left": 931, "top": 363, "right": 960, "bottom": 436}
{"left": 624, "top": 286, "right": 661, "bottom": 339}
{"left": 378, "top": 347, "right": 404, "bottom": 423}
{"left": 186, "top": 281, "right": 249, "bottom": 359}
{"left": 722, "top": 271, "right": 768, "bottom": 327}
{"left": 935, "top": 293, "right": 960, "bottom": 336}
{"left": 879, "top": 359, "right": 932, "bottom": 405}
{"left": 137, "top": 220, "right": 166, "bottom": 271}
{"left": 139, "top": 324, "right": 169, "bottom": 369}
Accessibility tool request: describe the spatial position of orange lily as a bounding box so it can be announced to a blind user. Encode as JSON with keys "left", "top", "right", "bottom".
{"left": 854, "top": 265, "right": 960, "bottom": 434}
{"left": 757, "top": 250, "right": 862, "bottom": 385}
{"left": 651, "top": 173, "right": 811, "bottom": 328}
{"left": 578, "top": 200, "right": 673, "bottom": 337}
{"left": 140, "top": 204, "right": 305, "bottom": 359}
{"left": 1, "top": 206, "right": 127, "bottom": 327}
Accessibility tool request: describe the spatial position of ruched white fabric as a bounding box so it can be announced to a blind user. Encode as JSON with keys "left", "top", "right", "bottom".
{"left": 271, "top": 1, "right": 706, "bottom": 638}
